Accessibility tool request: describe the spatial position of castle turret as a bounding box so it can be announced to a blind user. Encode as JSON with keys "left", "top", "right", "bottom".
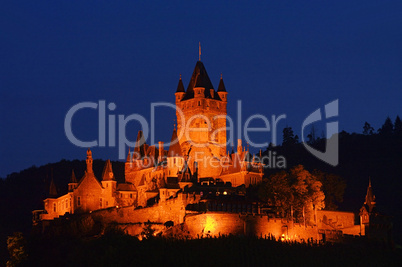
{"left": 217, "top": 75, "right": 228, "bottom": 102}
{"left": 134, "top": 131, "right": 146, "bottom": 159}
{"left": 68, "top": 169, "right": 78, "bottom": 192}
{"left": 86, "top": 148, "right": 93, "bottom": 174}
{"left": 175, "top": 75, "right": 185, "bottom": 103}
{"left": 101, "top": 160, "right": 117, "bottom": 207}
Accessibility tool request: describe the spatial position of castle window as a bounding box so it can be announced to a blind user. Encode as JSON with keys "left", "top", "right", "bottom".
{"left": 53, "top": 203, "right": 56, "bottom": 212}
{"left": 65, "top": 199, "right": 68, "bottom": 209}
{"left": 106, "top": 183, "right": 108, "bottom": 188}
{"left": 100, "top": 198, "right": 102, "bottom": 208}
{"left": 106, "top": 201, "right": 108, "bottom": 207}
{"left": 198, "top": 101, "right": 201, "bottom": 106}
{"left": 130, "top": 194, "right": 133, "bottom": 199}
{"left": 77, "top": 197, "right": 81, "bottom": 206}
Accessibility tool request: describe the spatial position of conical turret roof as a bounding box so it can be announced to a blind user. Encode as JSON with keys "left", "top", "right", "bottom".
{"left": 70, "top": 169, "right": 77, "bottom": 183}
{"left": 49, "top": 177, "right": 58, "bottom": 198}
{"left": 176, "top": 76, "right": 185, "bottom": 93}
{"left": 102, "top": 160, "right": 115, "bottom": 181}
{"left": 217, "top": 76, "right": 227, "bottom": 92}
{"left": 134, "top": 131, "right": 146, "bottom": 157}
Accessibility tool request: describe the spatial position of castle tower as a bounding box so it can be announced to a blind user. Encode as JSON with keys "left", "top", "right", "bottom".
{"left": 68, "top": 169, "right": 78, "bottom": 192}
{"left": 101, "top": 160, "right": 117, "bottom": 207}
{"left": 359, "top": 179, "right": 376, "bottom": 235}
{"left": 175, "top": 60, "right": 228, "bottom": 178}
{"left": 86, "top": 148, "right": 93, "bottom": 174}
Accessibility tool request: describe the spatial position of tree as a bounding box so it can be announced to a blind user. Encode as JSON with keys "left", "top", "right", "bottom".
{"left": 394, "top": 116, "right": 402, "bottom": 137}
{"left": 7, "top": 232, "right": 27, "bottom": 267}
{"left": 260, "top": 165, "right": 325, "bottom": 224}
{"left": 363, "top": 122, "right": 374, "bottom": 135}
{"left": 141, "top": 220, "right": 157, "bottom": 240}
{"left": 282, "top": 126, "right": 297, "bottom": 146}
{"left": 307, "top": 125, "right": 317, "bottom": 144}
{"left": 313, "top": 170, "right": 346, "bottom": 210}
{"left": 378, "top": 116, "right": 393, "bottom": 136}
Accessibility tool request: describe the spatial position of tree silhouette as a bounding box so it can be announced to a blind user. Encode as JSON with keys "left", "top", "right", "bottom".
{"left": 394, "top": 115, "right": 402, "bottom": 137}
{"left": 363, "top": 122, "right": 374, "bottom": 135}
{"left": 259, "top": 165, "right": 325, "bottom": 224}
{"left": 312, "top": 170, "right": 346, "bottom": 210}
{"left": 378, "top": 116, "right": 394, "bottom": 136}
{"left": 282, "top": 126, "right": 297, "bottom": 146}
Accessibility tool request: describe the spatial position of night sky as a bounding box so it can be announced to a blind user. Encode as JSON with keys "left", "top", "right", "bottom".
{"left": 1, "top": 1, "right": 401, "bottom": 177}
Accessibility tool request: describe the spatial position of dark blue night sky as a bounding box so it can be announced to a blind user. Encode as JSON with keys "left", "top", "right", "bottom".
{"left": 1, "top": 1, "right": 401, "bottom": 177}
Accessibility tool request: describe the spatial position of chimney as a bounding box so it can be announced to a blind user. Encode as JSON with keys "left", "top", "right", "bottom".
{"left": 237, "top": 139, "right": 242, "bottom": 154}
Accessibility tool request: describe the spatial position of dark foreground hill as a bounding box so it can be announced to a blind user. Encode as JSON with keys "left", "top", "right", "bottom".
{"left": 7, "top": 233, "right": 402, "bottom": 266}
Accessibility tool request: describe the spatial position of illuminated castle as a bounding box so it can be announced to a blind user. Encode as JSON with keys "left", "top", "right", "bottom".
{"left": 40, "top": 59, "right": 263, "bottom": 220}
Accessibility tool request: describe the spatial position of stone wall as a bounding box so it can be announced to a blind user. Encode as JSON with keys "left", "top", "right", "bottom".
{"left": 183, "top": 212, "right": 324, "bottom": 241}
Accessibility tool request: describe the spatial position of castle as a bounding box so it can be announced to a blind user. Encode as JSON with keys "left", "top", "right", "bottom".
{"left": 35, "top": 59, "right": 391, "bottom": 242}
{"left": 40, "top": 59, "right": 263, "bottom": 221}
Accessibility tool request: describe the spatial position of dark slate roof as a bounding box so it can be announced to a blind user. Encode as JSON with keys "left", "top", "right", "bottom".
{"left": 182, "top": 61, "right": 221, "bottom": 101}
{"left": 217, "top": 77, "right": 227, "bottom": 92}
{"left": 102, "top": 160, "right": 115, "bottom": 181}
{"left": 49, "top": 177, "right": 58, "bottom": 198}
{"left": 167, "top": 129, "right": 182, "bottom": 157}
{"left": 176, "top": 77, "right": 185, "bottom": 93}
{"left": 117, "top": 183, "right": 136, "bottom": 191}
{"left": 134, "top": 130, "right": 146, "bottom": 157}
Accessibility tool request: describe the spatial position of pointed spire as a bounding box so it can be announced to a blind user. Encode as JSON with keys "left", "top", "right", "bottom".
{"left": 364, "top": 178, "right": 376, "bottom": 212}
{"left": 102, "top": 160, "right": 115, "bottom": 181}
{"left": 199, "top": 42, "right": 201, "bottom": 61}
{"left": 70, "top": 169, "right": 77, "bottom": 183}
{"left": 217, "top": 74, "right": 227, "bottom": 92}
{"left": 134, "top": 131, "right": 146, "bottom": 157}
{"left": 49, "top": 176, "right": 58, "bottom": 198}
{"left": 176, "top": 75, "right": 185, "bottom": 93}
{"left": 126, "top": 147, "right": 131, "bottom": 162}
